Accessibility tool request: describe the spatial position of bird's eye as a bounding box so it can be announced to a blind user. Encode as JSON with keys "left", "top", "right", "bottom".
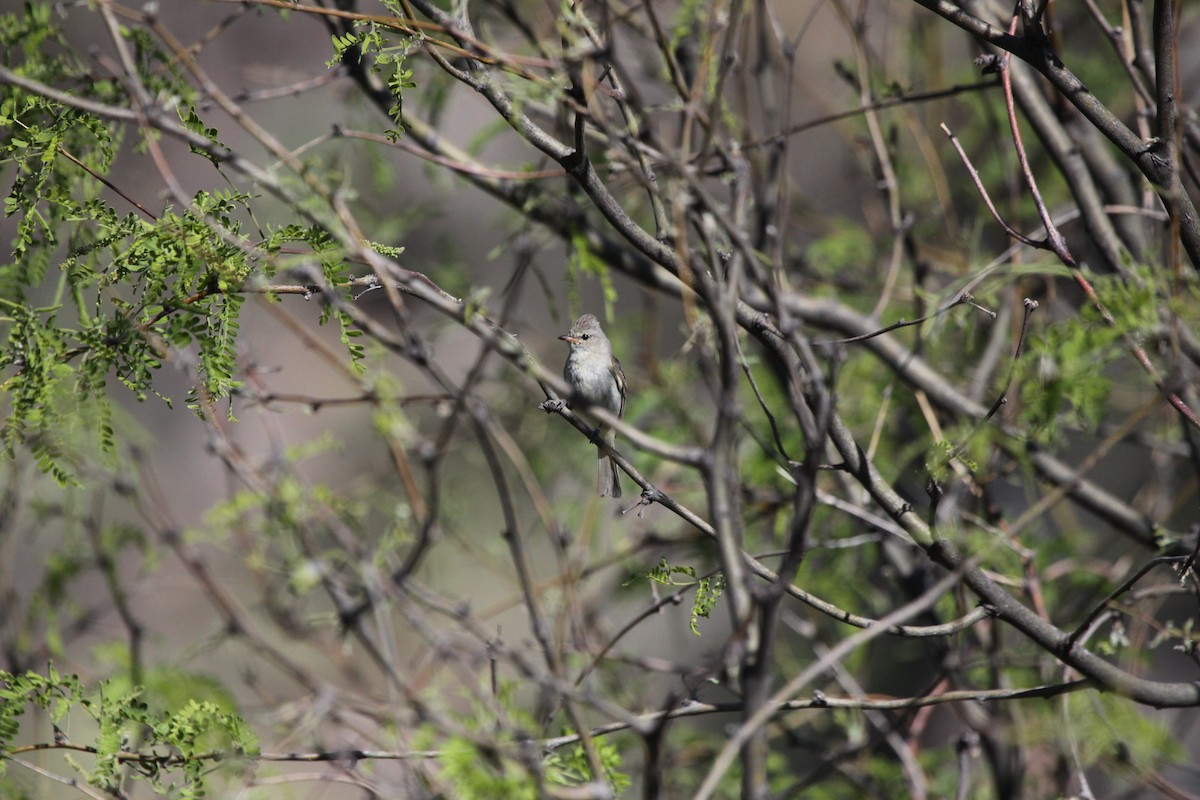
{"left": 580, "top": 334, "right": 590, "bottom": 340}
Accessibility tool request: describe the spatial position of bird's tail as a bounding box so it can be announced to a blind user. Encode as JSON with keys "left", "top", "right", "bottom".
{"left": 597, "top": 428, "right": 621, "bottom": 498}
{"left": 597, "top": 453, "right": 621, "bottom": 498}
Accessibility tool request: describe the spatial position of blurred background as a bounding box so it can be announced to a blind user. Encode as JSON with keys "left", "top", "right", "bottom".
{"left": 3, "top": 0, "right": 1200, "bottom": 797}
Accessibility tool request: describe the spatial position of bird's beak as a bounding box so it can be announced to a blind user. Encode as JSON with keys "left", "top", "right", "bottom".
{"left": 559, "top": 334, "right": 579, "bottom": 343}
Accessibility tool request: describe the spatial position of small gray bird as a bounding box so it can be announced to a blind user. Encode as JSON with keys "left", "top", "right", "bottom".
{"left": 559, "top": 314, "right": 627, "bottom": 498}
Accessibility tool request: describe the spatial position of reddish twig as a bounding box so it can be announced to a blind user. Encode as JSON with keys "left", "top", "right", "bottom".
{"left": 943, "top": 13, "right": 1200, "bottom": 431}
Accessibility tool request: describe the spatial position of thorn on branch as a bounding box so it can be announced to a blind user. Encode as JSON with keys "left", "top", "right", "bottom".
{"left": 959, "top": 291, "right": 997, "bottom": 319}
{"left": 416, "top": 438, "right": 438, "bottom": 465}
{"left": 1141, "top": 137, "right": 1171, "bottom": 170}
{"left": 351, "top": 274, "right": 382, "bottom": 300}
{"left": 1179, "top": 527, "right": 1200, "bottom": 583}
{"left": 974, "top": 53, "right": 1003, "bottom": 75}
{"left": 552, "top": 524, "right": 571, "bottom": 550}
{"left": 539, "top": 398, "right": 567, "bottom": 414}
{"left": 817, "top": 289, "right": 987, "bottom": 345}
{"left": 562, "top": 147, "right": 586, "bottom": 173}
{"left": 624, "top": 488, "right": 663, "bottom": 518}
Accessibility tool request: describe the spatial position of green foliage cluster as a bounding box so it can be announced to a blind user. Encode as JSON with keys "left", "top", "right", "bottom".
{"left": 0, "top": 5, "right": 368, "bottom": 484}
{"left": 545, "top": 737, "right": 632, "bottom": 795}
{"left": 0, "top": 666, "right": 258, "bottom": 798}
{"left": 328, "top": 7, "right": 419, "bottom": 127}
{"left": 434, "top": 732, "right": 631, "bottom": 799}
{"left": 418, "top": 681, "right": 631, "bottom": 798}
{"left": 639, "top": 558, "right": 727, "bottom": 635}
{"left": 1015, "top": 268, "right": 1163, "bottom": 441}
{"left": 437, "top": 734, "right": 544, "bottom": 800}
